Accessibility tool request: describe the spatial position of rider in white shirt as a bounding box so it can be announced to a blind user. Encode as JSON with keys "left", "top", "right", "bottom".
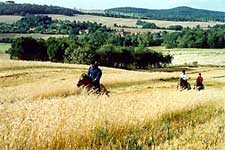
{"left": 180, "top": 72, "right": 189, "bottom": 81}
{"left": 180, "top": 70, "right": 189, "bottom": 87}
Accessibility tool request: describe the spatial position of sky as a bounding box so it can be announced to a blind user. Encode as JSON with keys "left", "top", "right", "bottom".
{"left": 9, "top": 0, "right": 225, "bottom": 12}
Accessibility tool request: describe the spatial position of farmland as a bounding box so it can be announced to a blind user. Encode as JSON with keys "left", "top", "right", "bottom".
{"left": 0, "top": 15, "right": 22, "bottom": 23}
{"left": 150, "top": 46, "right": 225, "bottom": 66}
{"left": 0, "top": 58, "right": 225, "bottom": 149}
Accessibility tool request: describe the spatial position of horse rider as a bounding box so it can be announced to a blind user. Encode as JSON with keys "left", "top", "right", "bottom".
{"left": 87, "top": 61, "right": 102, "bottom": 92}
{"left": 195, "top": 73, "right": 204, "bottom": 90}
{"left": 180, "top": 70, "right": 189, "bottom": 88}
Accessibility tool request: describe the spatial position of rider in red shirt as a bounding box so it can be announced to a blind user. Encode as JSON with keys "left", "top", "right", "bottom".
{"left": 196, "top": 73, "right": 204, "bottom": 90}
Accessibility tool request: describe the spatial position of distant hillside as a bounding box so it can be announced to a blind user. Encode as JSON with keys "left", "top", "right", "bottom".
{"left": 79, "top": 9, "right": 105, "bottom": 14}
{"left": 0, "top": 3, "right": 81, "bottom": 16}
{"left": 105, "top": 6, "right": 225, "bottom": 22}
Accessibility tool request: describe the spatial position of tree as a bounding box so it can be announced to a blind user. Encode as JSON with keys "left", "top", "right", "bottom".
{"left": 9, "top": 37, "right": 48, "bottom": 60}
{"left": 163, "top": 32, "right": 180, "bottom": 48}
{"left": 136, "top": 20, "right": 159, "bottom": 29}
{"left": 46, "top": 38, "right": 69, "bottom": 62}
{"left": 70, "top": 45, "right": 96, "bottom": 64}
{"left": 167, "top": 25, "right": 183, "bottom": 31}
{"left": 96, "top": 44, "right": 117, "bottom": 67}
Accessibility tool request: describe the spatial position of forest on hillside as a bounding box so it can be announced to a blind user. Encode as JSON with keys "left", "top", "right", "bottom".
{"left": 105, "top": 7, "right": 225, "bottom": 22}
{"left": 0, "top": 3, "right": 81, "bottom": 16}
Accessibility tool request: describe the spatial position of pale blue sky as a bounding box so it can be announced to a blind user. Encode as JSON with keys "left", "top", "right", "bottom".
{"left": 11, "top": 0, "right": 225, "bottom": 11}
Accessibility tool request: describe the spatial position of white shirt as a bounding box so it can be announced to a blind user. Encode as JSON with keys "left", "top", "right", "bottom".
{"left": 180, "top": 74, "right": 188, "bottom": 81}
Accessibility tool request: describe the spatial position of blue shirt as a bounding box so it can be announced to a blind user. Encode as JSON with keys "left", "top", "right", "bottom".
{"left": 88, "top": 66, "right": 102, "bottom": 82}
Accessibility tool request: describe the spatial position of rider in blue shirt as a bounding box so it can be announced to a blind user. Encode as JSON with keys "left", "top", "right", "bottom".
{"left": 87, "top": 61, "right": 102, "bottom": 91}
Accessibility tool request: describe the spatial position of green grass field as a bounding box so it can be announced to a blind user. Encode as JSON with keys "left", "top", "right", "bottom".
{"left": 150, "top": 46, "right": 225, "bottom": 66}
{"left": 0, "top": 43, "right": 11, "bottom": 60}
{"left": 0, "top": 43, "right": 11, "bottom": 53}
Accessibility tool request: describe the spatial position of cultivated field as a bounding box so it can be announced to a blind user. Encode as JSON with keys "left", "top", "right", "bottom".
{"left": 0, "top": 58, "right": 225, "bottom": 149}
{"left": 151, "top": 46, "right": 225, "bottom": 66}
{"left": 0, "top": 15, "right": 22, "bottom": 23}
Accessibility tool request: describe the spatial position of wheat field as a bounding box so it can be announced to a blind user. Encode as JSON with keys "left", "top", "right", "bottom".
{"left": 0, "top": 59, "right": 225, "bottom": 149}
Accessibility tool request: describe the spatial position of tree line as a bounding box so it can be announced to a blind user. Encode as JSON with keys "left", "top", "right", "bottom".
{"left": 9, "top": 33, "right": 172, "bottom": 69}
{"left": 163, "top": 27, "right": 225, "bottom": 48}
{"left": 136, "top": 20, "right": 183, "bottom": 31}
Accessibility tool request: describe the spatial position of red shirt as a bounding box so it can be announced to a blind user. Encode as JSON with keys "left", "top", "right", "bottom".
{"left": 197, "top": 76, "right": 203, "bottom": 83}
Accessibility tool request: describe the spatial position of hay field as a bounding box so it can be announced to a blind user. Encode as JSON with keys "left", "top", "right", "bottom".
{"left": 0, "top": 58, "right": 225, "bottom": 149}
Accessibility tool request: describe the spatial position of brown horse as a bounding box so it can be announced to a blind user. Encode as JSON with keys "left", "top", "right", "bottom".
{"left": 177, "top": 79, "right": 191, "bottom": 91}
{"left": 77, "top": 73, "right": 110, "bottom": 96}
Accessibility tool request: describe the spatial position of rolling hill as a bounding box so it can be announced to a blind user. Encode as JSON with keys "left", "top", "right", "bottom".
{"left": 0, "top": 2, "right": 81, "bottom": 16}
{"left": 105, "top": 6, "right": 225, "bottom": 22}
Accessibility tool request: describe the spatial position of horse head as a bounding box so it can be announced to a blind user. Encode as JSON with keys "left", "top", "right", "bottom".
{"left": 77, "top": 73, "right": 92, "bottom": 87}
